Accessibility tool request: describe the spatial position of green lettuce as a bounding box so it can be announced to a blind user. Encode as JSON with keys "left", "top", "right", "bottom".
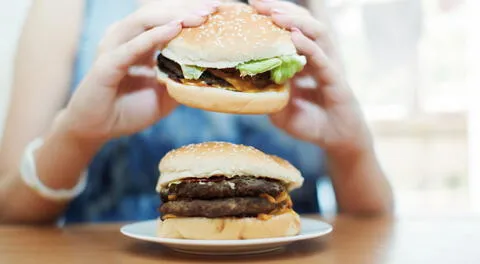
{"left": 180, "top": 55, "right": 306, "bottom": 84}
{"left": 271, "top": 55, "right": 307, "bottom": 84}
{"left": 180, "top": 64, "right": 205, "bottom": 80}
{"left": 235, "top": 55, "right": 307, "bottom": 84}
{"left": 237, "top": 58, "right": 282, "bottom": 77}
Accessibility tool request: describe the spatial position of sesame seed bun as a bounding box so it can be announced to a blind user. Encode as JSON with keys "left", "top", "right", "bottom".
{"left": 156, "top": 68, "right": 290, "bottom": 114}
{"left": 157, "top": 3, "right": 297, "bottom": 114}
{"left": 161, "top": 3, "right": 297, "bottom": 68}
{"left": 157, "top": 210, "right": 301, "bottom": 240}
{"left": 156, "top": 142, "right": 304, "bottom": 192}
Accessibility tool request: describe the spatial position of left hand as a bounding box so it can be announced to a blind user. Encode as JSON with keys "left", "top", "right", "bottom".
{"left": 249, "top": 0, "right": 373, "bottom": 156}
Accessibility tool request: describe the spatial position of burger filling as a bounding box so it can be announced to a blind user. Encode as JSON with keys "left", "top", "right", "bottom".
{"left": 159, "top": 176, "right": 293, "bottom": 220}
{"left": 157, "top": 53, "right": 306, "bottom": 93}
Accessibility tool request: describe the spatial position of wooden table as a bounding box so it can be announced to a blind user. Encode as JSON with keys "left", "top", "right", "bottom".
{"left": 2, "top": 215, "right": 480, "bottom": 264}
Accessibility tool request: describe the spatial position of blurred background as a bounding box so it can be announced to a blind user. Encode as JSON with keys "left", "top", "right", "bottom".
{"left": 0, "top": 0, "right": 478, "bottom": 216}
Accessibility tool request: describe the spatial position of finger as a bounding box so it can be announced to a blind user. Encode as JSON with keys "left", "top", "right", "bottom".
{"left": 113, "top": 85, "right": 177, "bottom": 136}
{"left": 249, "top": 0, "right": 335, "bottom": 54}
{"left": 288, "top": 76, "right": 324, "bottom": 107}
{"left": 291, "top": 29, "right": 330, "bottom": 82}
{"left": 118, "top": 68, "right": 160, "bottom": 95}
{"left": 270, "top": 98, "right": 326, "bottom": 144}
{"left": 94, "top": 21, "right": 182, "bottom": 88}
{"left": 293, "top": 67, "right": 314, "bottom": 78}
{"left": 249, "top": 0, "right": 310, "bottom": 16}
{"left": 128, "top": 65, "right": 157, "bottom": 78}
{"left": 291, "top": 29, "right": 353, "bottom": 105}
{"left": 292, "top": 77, "right": 352, "bottom": 108}
{"left": 182, "top": 10, "right": 213, "bottom": 28}
{"left": 122, "top": 1, "right": 220, "bottom": 35}
{"left": 249, "top": 0, "right": 326, "bottom": 41}
{"left": 293, "top": 75, "right": 317, "bottom": 89}
{"left": 99, "top": 1, "right": 220, "bottom": 51}
{"left": 288, "top": 99, "right": 326, "bottom": 143}
{"left": 271, "top": 13, "right": 326, "bottom": 41}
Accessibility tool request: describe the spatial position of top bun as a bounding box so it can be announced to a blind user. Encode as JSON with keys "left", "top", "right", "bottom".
{"left": 156, "top": 142, "right": 304, "bottom": 192}
{"left": 161, "top": 3, "right": 297, "bottom": 68}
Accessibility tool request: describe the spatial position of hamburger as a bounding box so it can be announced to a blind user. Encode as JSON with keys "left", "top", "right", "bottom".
{"left": 156, "top": 142, "right": 304, "bottom": 240}
{"left": 156, "top": 3, "right": 306, "bottom": 114}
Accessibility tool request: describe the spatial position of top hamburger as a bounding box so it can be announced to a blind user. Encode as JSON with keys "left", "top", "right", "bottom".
{"left": 156, "top": 3, "right": 306, "bottom": 114}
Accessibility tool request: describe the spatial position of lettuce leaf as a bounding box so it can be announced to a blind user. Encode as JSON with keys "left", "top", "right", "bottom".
{"left": 180, "top": 65, "right": 205, "bottom": 80}
{"left": 235, "top": 55, "right": 306, "bottom": 84}
{"left": 180, "top": 55, "right": 306, "bottom": 84}
{"left": 237, "top": 58, "right": 282, "bottom": 76}
{"left": 271, "top": 55, "right": 307, "bottom": 84}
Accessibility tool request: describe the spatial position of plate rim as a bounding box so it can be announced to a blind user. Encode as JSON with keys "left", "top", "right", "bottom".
{"left": 120, "top": 217, "right": 333, "bottom": 246}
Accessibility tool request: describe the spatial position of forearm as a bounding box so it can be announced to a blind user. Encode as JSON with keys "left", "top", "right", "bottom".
{"left": 0, "top": 111, "right": 103, "bottom": 224}
{"left": 327, "top": 147, "right": 393, "bottom": 215}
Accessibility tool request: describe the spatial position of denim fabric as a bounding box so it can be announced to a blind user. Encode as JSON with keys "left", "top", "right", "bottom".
{"left": 64, "top": 0, "right": 325, "bottom": 223}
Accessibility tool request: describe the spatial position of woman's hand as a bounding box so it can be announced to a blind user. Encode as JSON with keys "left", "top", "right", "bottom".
{"left": 249, "top": 0, "right": 372, "bottom": 156}
{"left": 250, "top": 0, "right": 393, "bottom": 215}
{"left": 58, "top": 0, "right": 220, "bottom": 142}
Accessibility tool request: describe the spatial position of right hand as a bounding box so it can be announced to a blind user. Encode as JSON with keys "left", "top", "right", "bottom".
{"left": 56, "top": 0, "right": 220, "bottom": 142}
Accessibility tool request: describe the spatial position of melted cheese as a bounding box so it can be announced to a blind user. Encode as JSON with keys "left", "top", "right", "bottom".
{"left": 162, "top": 214, "right": 177, "bottom": 220}
{"left": 275, "top": 192, "right": 289, "bottom": 203}
{"left": 286, "top": 197, "right": 293, "bottom": 208}
{"left": 209, "top": 70, "right": 282, "bottom": 92}
{"left": 257, "top": 208, "right": 294, "bottom": 221}
{"left": 260, "top": 191, "right": 290, "bottom": 204}
{"left": 181, "top": 79, "right": 210, "bottom": 87}
{"left": 179, "top": 71, "right": 283, "bottom": 93}
{"left": 257, "top": 213, "right": 273, "bottom": 221}
{"left": 257, "top": 192, "right": 293, "bottom": 220}
{"left": 260, "top": 193, "right": 276, "bottom": 204}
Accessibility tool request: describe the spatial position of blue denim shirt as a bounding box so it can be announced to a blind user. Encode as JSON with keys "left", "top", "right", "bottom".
{"left": 64, "top": 0, "right": 325, "bottom": 223}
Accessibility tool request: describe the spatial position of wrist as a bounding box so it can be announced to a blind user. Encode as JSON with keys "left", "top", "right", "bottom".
{"left": 324, "top": 139, "right": 374, "bottom": 163}
{"left": 51, "top": 109, "right": 108, "bottom": 148}
{"left": 33, "top": 111, "right": 105, "bottom": 190}
{"left": 20, "top": 138, "right": 88, "bottom": 202}
{"left": 325, "top": 143, "right": 379, "bottom": 179}
{"left": 322, "top": 120, "right": 375, "bottom": 162}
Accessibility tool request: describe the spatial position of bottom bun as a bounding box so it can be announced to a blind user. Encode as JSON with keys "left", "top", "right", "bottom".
{"left": 157, "top": 69, "right": 290, "bottom": 114}
{"left": 157, "top": 211, "right": 301, "bottom": 240}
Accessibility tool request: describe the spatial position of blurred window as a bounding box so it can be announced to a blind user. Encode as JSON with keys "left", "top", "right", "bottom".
{"left": 312, "top": 0, "right": 470, "bottom": 215}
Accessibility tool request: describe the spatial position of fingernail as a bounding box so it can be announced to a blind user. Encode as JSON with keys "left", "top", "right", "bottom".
{"left": 291, "top": 27, "right": 300, "bottom": 32}
{"left": 272, "top": 8, "right": 286, "bottom": 14}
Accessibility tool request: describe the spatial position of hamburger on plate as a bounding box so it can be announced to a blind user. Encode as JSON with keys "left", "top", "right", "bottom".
{"left": 156, "top": 142, "right": 304, "bottom": 240}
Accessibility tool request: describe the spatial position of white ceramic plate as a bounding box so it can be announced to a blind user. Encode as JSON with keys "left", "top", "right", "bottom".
{"left": 120, "top": 217, "right": 332, "bottom": 255}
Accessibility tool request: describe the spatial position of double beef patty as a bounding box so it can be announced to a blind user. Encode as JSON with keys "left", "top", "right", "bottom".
{"left": 160, "top": 176, "right": 288, "bottom": 218}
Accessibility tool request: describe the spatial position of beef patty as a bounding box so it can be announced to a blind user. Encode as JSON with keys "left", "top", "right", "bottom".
{"left": 156, "top": 54, "right": 183, "bottom": 81}
{"left": 160, "top": 197, "right": 288, "bottom": 218}
{"left": 160, "top": 176, "right": 286, "bottom": 202}
{"left": 156, "top": 54, "right": 274, "bottom": 89}
{"left": 157, "top": 54, "right": 232, "bottom": 87}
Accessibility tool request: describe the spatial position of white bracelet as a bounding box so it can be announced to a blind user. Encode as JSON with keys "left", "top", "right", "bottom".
{"left": 19, "top": 138, "right": 87, "bottom": 201}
